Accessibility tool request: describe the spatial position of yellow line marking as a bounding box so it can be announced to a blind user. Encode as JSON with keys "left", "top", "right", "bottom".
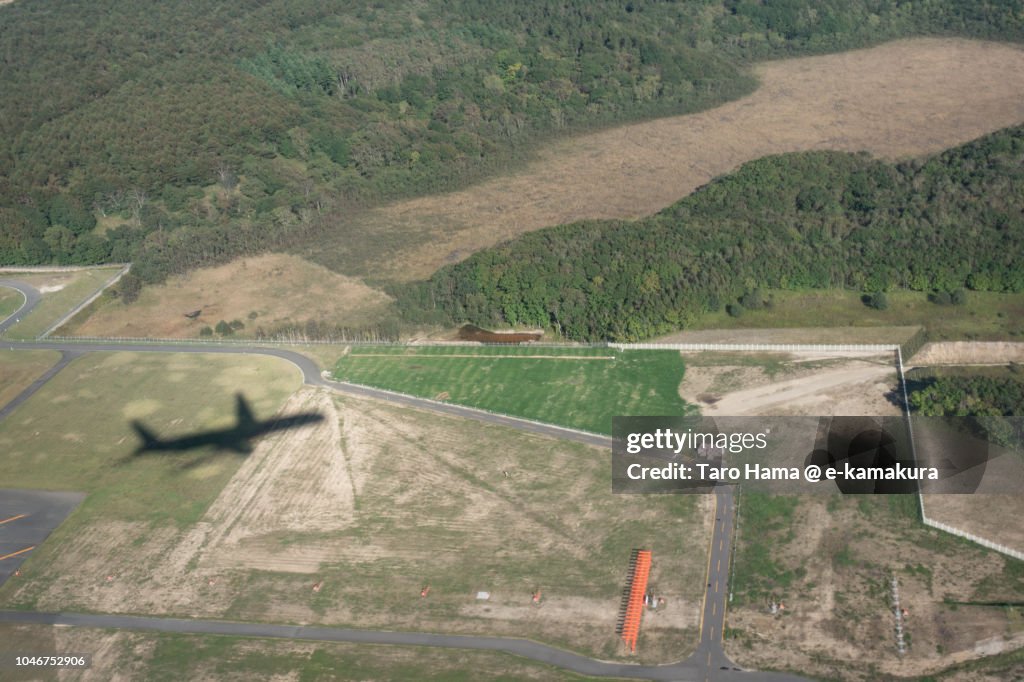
{"left": 716, "top": 558, "right": 721, "bottom": 572}
{"left": 714, "top": 580, "right": 719, "bottom": 593}
{"left": 712, "top": 602, "right": 717, "bottom": 616}
{"left": 697, "top": 494, "right": 719, "bottom": 639}
{"left": 0, "top": 514, "right": 27, "bottom": 526}
{"left": 706, "top": 651, "right": 711, "bottom": 666}
{"left": 0, "top": 546, "right": 35, "bottom": 561}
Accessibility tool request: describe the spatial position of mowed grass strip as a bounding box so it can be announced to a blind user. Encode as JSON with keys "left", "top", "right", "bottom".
{"left": 333, "top": 346, "right": 693, "bottom": 434}
{"left": 0, "top": 350, "right": 62, "bottom": 409}
{"left": 690, "top": 289, "right": 1024, "bottom": 342}
{"left": 0, "top": 351, "right": 301, "bottom": 527}
{"left": 0, "top": 285, "right": 24, "bottom": 320}
{"left": 1, "top": 267, "right": 124, "bottom": 339}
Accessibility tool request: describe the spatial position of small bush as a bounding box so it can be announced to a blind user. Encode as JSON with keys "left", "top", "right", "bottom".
{"left": 929, "top": 290, "right": 952, "bottom": 305}
{"left": 229, "top": 319, "right": 245, "bottom": 330}
{"left": 199, "top": 326, "right": 213, "bottom": 337}
{"left": 865, "top": 291, "right": 888, "bottom": 310}
{"left": 726, "top": 303, "right": 745, "bottom": 318}
{"left": 215, "top": 320, "right": 233, "bottom": 335}
{"left": 950, "top": 288, "right": 967, "bottom": 305}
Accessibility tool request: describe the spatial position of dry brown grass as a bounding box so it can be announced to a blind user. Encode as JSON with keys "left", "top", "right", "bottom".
{"left": 334, "top": 38, "right": 1024, "bottom": 282}
{"left": 70, "top": 254, "right": 394, "bottom": 338}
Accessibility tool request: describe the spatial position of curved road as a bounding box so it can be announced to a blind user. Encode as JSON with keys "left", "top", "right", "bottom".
{"left": 0, "top": 279, "right": 811, "bottom": 681}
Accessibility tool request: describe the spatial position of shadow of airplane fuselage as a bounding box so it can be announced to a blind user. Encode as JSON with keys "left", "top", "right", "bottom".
{"left": 131, "top": 393, "right": 323, "bottom": 456}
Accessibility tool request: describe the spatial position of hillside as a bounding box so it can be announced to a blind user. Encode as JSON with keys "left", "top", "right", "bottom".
{"left": 400, "top": 125, "right": 1024, "bottom": 340}
{"left": 2, "top": 0, "right": 1024, "bottom": 284}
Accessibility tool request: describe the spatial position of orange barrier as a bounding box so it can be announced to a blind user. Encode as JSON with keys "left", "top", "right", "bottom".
{"left": 616, "top": 549, "right": 652, "bottom": 653}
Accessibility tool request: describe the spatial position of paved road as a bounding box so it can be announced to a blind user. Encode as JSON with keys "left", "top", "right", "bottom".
{"left": 0, "top": 280, "right": 41, "bottom": 335}
{"left": 0, "top": 280, "right": 813, "bottom": 681}
{"left": 0, "top": 610, "right": 810, "bottom": 681}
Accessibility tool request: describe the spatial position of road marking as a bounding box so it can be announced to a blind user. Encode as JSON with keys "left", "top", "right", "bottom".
{"left": 707, "top": 651, "right": 711, "bottom": 666}
{"left": 712, "top": 602, "right": 716, "bottom": 616}
{"left": 716, "top": 558, "right": 720, "bottom": 572}
{"left": 714, "top": 580, "right": 719, "bottom": 593}
{"left": 697, "top": 493, "right": 719, "bottom": 639}
{"left": 0, "top": 514, "right": 27, "bottom": 526}
{"left": 0, "top": 546, "right": 35, "bottom": 561}
{"left": 719, "top": 538, "right": 723, "bottom": 551}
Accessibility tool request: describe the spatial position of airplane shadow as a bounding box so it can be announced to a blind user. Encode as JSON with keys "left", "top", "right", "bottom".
{"left": 119, "top": 392, "right": 323, "bottom": 469}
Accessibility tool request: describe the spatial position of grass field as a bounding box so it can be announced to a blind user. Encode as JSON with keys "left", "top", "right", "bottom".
{"left": 0, "top": 267, "right": 124, "bottom": 340}
{"left": 0, "top": 351, "right": 301, "bottom": 527}
{"left": 0, "top": 284, "right": 24, "bottom": 320}
{"left": 303, "top": 39, "right": 1024, "bottom": 283}
{"left": 684, "top": 289, "right": 1024, "bottom": 343}
{"left": 65, "top": 254, "right": 397, "bottom": 340}
{"left": 0, "top": 350, "right": 61, "bottom": 409}
{"left": 727, "top": 493, "right": 1024, "bottom": 679}
{"left": 0, "top": 625, "right": 608, "bottom": 682}
{"left": 332, "top": 346, "right": 693, "bottom": 434}
{"left": 0, "top": 361, "right": 709, "bottom": 662}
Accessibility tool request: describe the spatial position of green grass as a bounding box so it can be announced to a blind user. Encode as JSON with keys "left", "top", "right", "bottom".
{"left": 0, "top": 349, "right": 62, "bottom": 410}
{"left": 0, "top": 284, "right": 24, "bottom": 321}
{"left": 0, "top": 352, "right": 301, "bottom": 526}
{"left": 332, "top": 346, "right": 693, "bottom": 434}
{"left": 0, "top": 625, "right": 607, "bottom": 681}
{"left": 1, "top": 267, "right": 124, "bottom": 339}
{"left": 692, "top": 289, "right": 1024, "bottom": 342}
{"left": 731, "top": 494, "right": 799, "bottom": 605}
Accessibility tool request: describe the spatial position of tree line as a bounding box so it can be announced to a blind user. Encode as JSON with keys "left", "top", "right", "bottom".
{"left": 399, "top": 125, "right": 1024, "bottom": 340}
{"left": 2, "top": 0, "right": 1024, "bottom": 285}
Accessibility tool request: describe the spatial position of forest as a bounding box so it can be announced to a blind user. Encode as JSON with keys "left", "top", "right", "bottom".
{"left": 2, "top": 0, "right": 1024, "bottom": 282}
{"left": 400, "top": 125, "right": 1024, "bottom": 340}
{"left": 908, "top": 374, "right": 1024, "bottom": 450}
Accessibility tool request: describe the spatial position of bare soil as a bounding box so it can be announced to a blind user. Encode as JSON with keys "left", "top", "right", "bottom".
{"left": 13, "top": 387, "right": 706, "bottom": 662}
{"left": 69, "top": 254, "right": 393, "bottom": 339}
{"left": 349, "top": 39, "right": 1024, "bottom": 282}
{"left": 910, "top": 341, "right": 1024, "bottom": 366}
{"left": 726, "top": 498, "right": 1023, "bottom": 681}
{"left": 679, "top": 351, "right": 903, "bottom": 417}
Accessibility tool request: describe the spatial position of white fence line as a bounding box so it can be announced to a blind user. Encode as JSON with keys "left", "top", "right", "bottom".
{"left": 918, "top": 516, "right": 1024, "bottom": 561}
{"left": 898, "top": 346, "right": 1024, "bottom": 562}
{"left": 0, "top": 263, "right": 131, "bottom": 273}
{"left": 610, "top": 342, "right": 898, "bottom": 352}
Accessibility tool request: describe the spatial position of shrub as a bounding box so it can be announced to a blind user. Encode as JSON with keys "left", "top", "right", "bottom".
{"left": 866, "top": 291, "right": 888, "bottom": 310}
{"left": 215, "top": 320, "right": 233, "bottom": 335}
{"left": 726, "top": 303, "right": 745, "bottom": 318}
{"left": 199, "top": 326, "right": 213, "bottom": 337}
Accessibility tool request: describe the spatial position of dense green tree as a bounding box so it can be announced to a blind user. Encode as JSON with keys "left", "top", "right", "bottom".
{"left": 401, "top": 127, "right": 1024, "bottom": 341}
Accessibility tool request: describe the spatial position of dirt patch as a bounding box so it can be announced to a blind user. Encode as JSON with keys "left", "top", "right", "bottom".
{"left": 679, "top": 352, "right": 902, "bottom": 417}
{"left": 339, "top": 39, "right": 1024, "bottom": 282}
{"left": 911, "top": 341, "right": 1024, "bottom": 366}
{"left": 726, "top": 497, "right": 1023, "bottom": 680}
{"left": 69, "top": 254, "right": 393, "bottom": 339}
{"left": 458, "top": 324, "right": 543, "bottom": 343}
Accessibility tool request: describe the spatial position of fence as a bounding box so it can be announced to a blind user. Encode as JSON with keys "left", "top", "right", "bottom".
{"left": 610, "top": 342, "right": 898, "bottom": 352}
